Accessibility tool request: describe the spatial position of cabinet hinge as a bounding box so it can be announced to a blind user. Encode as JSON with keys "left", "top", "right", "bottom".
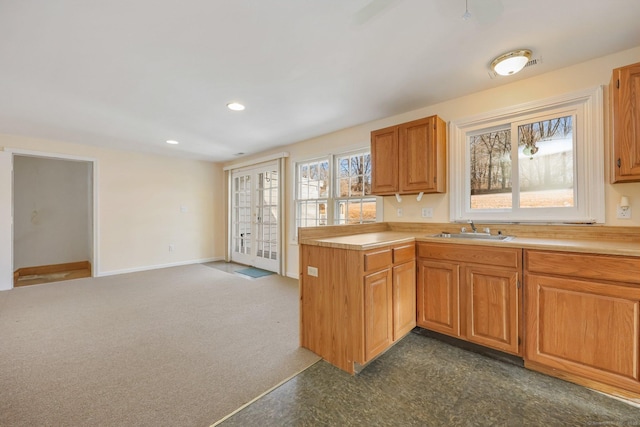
{"left": 617, "top": 158, "right": 622, "bottom": 168}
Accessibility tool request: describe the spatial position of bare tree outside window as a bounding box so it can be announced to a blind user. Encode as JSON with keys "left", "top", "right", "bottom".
{"left": 335, "top": 151, "right": 376, "bottom": 224}
{"left": 295, "top": 150, "right": 377, "bottom": 234}
{"left": 470, "top": 115, "right": 574, "bottom": 210}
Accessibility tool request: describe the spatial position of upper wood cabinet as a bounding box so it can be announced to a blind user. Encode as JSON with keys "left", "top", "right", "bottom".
{"left": 370, "top": 126, "right": 399, "bottom": 194}
{"left": 610, "top": 61, "right": 640, "bottom": 183}
{"left": 371, "top": 115, "right": 447, "bottom": 195}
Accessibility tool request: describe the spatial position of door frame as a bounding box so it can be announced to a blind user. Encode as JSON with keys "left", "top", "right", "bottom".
{"left": 224, "top": 153, "right": 288, "bottom": 275}
{"left": 1, "top": 148, "right": 99, "bottom": 290}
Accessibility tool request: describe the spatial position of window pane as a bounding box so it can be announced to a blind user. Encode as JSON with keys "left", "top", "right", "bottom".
{"left": 469, "top": 128, "right": 512, "bottom": 209}
{"left": 298, "top": 160, "right": 329, "bottom": 200}
{"left": 335, "top": 152, "right": 372, "bottom": 198}
{"left": 318, "top": 161, "right": 329, "bottom": 198}
{"left": 361, "top": 199, "right": 377, "bottom": 222}
{"left": 296, "top": 151, "right": 375, "bottom": 232}
{"left": 518, "top": 116, "right": 574, "bottom": 208}
{"left": 334, "top": 197, "right": 377, "bottom": 225}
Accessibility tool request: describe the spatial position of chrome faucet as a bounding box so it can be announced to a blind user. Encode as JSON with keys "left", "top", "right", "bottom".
{"left": 468, "top": 220, "right": 477, "bottom": 233}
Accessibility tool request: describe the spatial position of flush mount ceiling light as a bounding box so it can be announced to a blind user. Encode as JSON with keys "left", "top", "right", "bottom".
{"left": 491, "top": 49, "right": 532, "bottom": 76}
{"left": 227, "top": 102, "right": 245, "bottom": 111}
{"left": 166, "top": 140, "right": 179, "bottom": 145}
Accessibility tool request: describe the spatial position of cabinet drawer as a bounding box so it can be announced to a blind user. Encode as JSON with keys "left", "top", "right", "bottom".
{"left": 364, "top": 248, "right": 392, "bottom": 272}
{"left": 418, "top": 243, "right": 521, "bottom": 269}
{"left": 525, "top": 250, "right": 640, "bottom": 285}
{"left": 393, "top": 244, "right": 415, "bottom": 264}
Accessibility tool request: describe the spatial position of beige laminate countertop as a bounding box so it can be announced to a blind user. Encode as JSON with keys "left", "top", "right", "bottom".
{"left": 300, "top": 231, "right": 640, "bottom": 257}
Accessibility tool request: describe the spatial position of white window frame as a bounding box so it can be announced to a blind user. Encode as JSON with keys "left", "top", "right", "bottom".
{"left": 294, "top": 156, "right": 331, "bottom": 230}
{"left": 293, "top": 148, "right": 383, "bottom": 241}
{"left": 449, "top": 86, "right": 604, "bottom": 224}
{"left": 333, "top": 148, "right": 379, "bottom": 226}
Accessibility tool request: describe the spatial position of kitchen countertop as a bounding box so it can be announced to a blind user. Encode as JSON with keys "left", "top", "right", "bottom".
{"left": 300, "top": 231, "right": 640, "bottom": 257}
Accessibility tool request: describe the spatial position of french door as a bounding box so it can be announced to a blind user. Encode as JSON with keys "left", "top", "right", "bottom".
{"left": 230, "top": 161, "right": 280, "bottom": 273}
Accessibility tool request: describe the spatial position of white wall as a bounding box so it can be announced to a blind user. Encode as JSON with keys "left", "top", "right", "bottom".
{"left": 223, "top": 46, "right": 640, "bottom": 278}
{"left": 13, "top": 155, "right": 91, "bottom": 270}
{"left": 0, "top": 135, "right": 225, "bottom": 281}
{"left": 0, "top": 152, "right": 11, "bottom": 289}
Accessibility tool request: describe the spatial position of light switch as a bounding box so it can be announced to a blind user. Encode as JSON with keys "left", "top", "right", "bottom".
{"left": 307, "top": 266, "right": 318, "bottom": 277}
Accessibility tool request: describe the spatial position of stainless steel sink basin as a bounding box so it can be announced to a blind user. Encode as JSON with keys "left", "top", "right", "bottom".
{"left": 430, "top": 232, "right": 514, "bottom": 241}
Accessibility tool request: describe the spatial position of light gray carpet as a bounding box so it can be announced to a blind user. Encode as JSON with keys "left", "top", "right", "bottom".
{"left": 0, "top": 264, "right": 320, "bottom": 427}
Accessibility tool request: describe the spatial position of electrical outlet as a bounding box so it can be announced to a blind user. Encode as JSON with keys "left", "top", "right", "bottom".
{"left": 169, "top": 244, "right": 175, "bottom": 252}
{"left": 617, "top": 206, "right": 631, "bottom": 219}
{"left": 421, "top": 207, "right": 433, "bottom": 218}
{"left": 397, "top": 208, "right": 403, "bottom": 217}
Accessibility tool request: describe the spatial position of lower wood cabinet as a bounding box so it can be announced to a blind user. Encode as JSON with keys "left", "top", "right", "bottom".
{"left": 417, "top": 259, "right": 460, "bottom": 337}
{"left": 300, "top": 242, "right": 416, "bottom": 374}
{"left": 466, "top": 265, "right": 519, "bottom": 354}
{"left": 301, "top": 237, "right": 640, "bottom": 398}
{"left": 417, "top": 243, "right": 522, "bottom": 355}
{"left": 524, "top": 250, "right": 640, "bottom": 396}
{"left": 393, "top": 258, "right": 417, "bottom": 340}
{"left": 364, "top": 268, "right": 393, "bottom": 361}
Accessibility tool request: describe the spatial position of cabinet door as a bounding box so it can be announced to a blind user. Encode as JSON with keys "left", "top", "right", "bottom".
{"left": 371, "top": 126, "right": 399, "bottom": 194}
{"left": 612, "top": 62, "right": 640, "bottom": 182}
{"left": 399, "top": 117, "right": 435, "bottom": 193}
{"left": 398, "top": 116, "right": 446, "bottom": 193}
{"left": 393, "top": 260, "right": 416, "bottom": 340}
{"left": 465, "top": 266, "right": 520, "bottom": 355}
{"left": 417, "top": 259, "right": 460, "bottom": 337}
{"left": 525, "top": 274, "right": 640, "bottom": 393}
{"left": 364, "top": 268, "right": 393, "bottom": 361}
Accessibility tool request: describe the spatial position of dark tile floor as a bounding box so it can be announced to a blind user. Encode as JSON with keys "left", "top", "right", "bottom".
{"left": 217, "top": 331, "right": 640, "bottom": 426}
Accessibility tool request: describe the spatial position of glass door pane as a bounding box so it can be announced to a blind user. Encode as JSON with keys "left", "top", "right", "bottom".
{"left": 230, "top": 161, "right": 280, "bottom": 273}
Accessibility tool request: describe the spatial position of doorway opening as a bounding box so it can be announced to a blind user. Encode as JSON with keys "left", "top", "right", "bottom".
{"left": 10, "top": 153, "right": 96, "bottom": 288}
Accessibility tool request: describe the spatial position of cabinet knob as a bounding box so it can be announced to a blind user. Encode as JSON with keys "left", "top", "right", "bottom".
{"left": 617, "top": 158, "right": 621, "bottom": 168}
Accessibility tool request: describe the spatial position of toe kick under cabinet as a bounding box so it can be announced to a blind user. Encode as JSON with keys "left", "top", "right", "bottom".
{"left": 300, "top": 242, "right": 416, "bottom": 374}
{"left": 524, "top": 250, "right": 640, "bottom": 397}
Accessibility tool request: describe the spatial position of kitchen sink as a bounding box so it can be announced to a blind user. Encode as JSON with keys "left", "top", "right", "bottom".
{"left": 430, "top": 232, "right": 514, "bottom": 241}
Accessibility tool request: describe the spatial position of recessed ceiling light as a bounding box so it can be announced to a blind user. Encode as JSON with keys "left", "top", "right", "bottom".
{"left": 166, "top": 140, "right": 179, "bottom": 145}
{"left": 227, "top": 102, "right": 245, "bottom": 111}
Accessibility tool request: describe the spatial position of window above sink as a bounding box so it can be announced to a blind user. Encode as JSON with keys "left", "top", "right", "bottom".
{"left": 449, "top": 87, "right": 604, "bottom": 224}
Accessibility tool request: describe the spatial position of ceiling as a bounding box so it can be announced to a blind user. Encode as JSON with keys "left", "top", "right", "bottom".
{"left": 1, "top": 0, "right": 639, "bottom": 162}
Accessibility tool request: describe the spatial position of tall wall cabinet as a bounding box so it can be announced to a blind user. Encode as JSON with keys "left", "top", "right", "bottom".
{"left": 610, "top": 61, "right": 640, "bottom": 183}
{"left": 371, "top": 115, "right": 447, "bottom": 195}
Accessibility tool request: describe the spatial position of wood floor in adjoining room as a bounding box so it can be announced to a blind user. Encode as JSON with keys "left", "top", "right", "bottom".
{"left": 14, "top": 261, "right": 92, "bottom": 287}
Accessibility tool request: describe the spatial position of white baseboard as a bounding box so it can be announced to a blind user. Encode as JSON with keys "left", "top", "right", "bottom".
{"left": 286, "top": 271, "right": 298, "bottom": 280}
{"left": 96, "top": 257, "right": 221, "bottom": 277}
